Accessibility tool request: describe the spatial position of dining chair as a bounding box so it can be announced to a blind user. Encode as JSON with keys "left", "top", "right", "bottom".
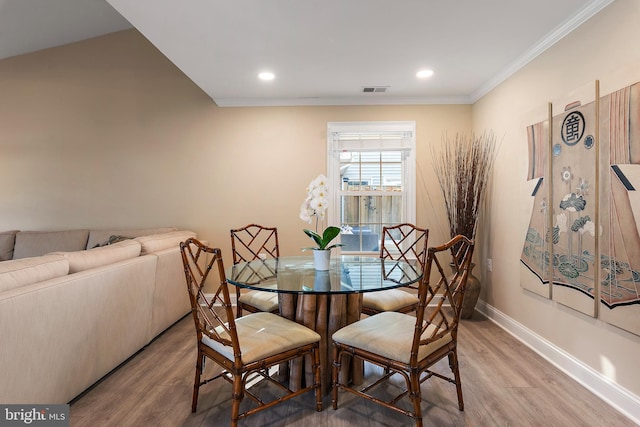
{"left": 361, "top": 223, "right": 428, "bottom": 315}
{"left": 332, "top": 234, "right": 474, "bottom": 427}
{"left": 230, "top": 224, "right": 280, "bottom": 317}
{"left": 180, "top": 238, "right": 322, "bottom": 426}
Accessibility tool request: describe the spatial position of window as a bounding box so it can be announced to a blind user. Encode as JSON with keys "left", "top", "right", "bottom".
{"left": 327, "top": 121, "right": 416, "bottom": 254}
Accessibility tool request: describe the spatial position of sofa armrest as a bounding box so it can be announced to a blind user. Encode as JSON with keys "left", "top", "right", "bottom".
{"left": 0, "top": 254, "right": 69, "bottom": 292}
{"left": 146, "top": 246, "right": 191, "bottom": 339}
{"left": 134, "top": 230, "right": 196, "bottom": 255}
{"left": 49, "top": 240, "right": 141, "bottom": 274}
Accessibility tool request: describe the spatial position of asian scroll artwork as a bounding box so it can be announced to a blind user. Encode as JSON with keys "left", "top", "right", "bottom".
{"left": 521, "top": 80, "right": 640, "bottom": 336}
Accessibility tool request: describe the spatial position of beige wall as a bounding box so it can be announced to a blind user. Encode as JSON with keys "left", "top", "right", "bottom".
{"left": 0, "top": 30, "right": 470, "bottom": 260}
{"left": 473, "top": 0, "right": 640, "bottom": 399}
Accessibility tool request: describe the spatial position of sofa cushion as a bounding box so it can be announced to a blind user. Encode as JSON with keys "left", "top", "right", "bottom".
{"left": 135, "top": 230, "right": 196, "bottom": 255}
{"left": 87, "top": 227, "right": 177, "bottom": 249}
{"left": 0, "top": 254, "right": 69, "bottom": 292}
{"left": 13, "top": 230, "right": 90, "bottom": 260}
{"left": 49, "top": 240, "right": 142, "bottom": 274}
{"left": 0, "top": 230, "right": 19, "bottom": 261}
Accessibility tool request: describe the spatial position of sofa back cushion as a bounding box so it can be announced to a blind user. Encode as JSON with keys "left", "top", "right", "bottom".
{"left": 0, "top": 254, "right": 69, "bottom": 292}
{"left": 0, "top": 230, "right": 19, "bottom": 261}
{"left": 50, "top": 240, "right": 142, "bottom": 274}
{"left": 135, "top": 230, "right": 196, "bottom": 255}
{"left": 13, "top": 230, "right": 90, "bottom": 259}
{"left": 86, "top": 227, "right": 177, "bottom": 249}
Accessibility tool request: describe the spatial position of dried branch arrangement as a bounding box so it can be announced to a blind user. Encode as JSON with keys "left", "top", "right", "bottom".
{"left": 432, "top": 131, "right": 497, "bottom": 240}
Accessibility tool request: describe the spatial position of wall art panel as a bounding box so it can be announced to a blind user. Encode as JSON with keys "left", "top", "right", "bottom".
{"left": 550, "top": 83, "right": 598, "bottom": 317}
{"left": 521, "top": 105, "right": 552, "bottom": 299}
{"left": 598, "top": 81, "right": 640, "bottom": 335}
{"left": 521, "top": 78, "right": 640, "bottom": 336}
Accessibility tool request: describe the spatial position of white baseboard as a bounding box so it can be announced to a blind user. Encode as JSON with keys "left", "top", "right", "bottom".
{"left": 476, "top": 300, "right": 640, "bottom": 425}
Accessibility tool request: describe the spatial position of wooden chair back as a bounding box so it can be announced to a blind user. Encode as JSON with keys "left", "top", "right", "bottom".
{"left": 230, "top": 224, "right": 280, "bottom": 316}
{"left": 412, "top": 234, "right": 474, "bottom": 365}
{"left": 380, "top": 223, "right": 428, "bottom": 284}
{"left": 230, "top": 224, "right": 279, "bottom": 264}
{"left": 180, "top": 237, "right": 241, "bottom": 367}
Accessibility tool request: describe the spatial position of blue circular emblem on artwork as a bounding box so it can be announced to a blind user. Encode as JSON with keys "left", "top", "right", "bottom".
{"left": 553, "top": 144, "right": 562, "bottom": 156}
{"left": 561, "top": 111, "right": 585, "bottom": 146}
{"left": 584, "top": 135, "right": 594, "bottom": 149}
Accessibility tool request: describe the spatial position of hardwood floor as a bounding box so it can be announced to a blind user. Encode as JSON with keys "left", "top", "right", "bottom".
{"left": 70, "top": 314, "right": 636, "bottom": 426}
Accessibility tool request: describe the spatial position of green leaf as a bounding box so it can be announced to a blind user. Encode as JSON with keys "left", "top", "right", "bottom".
{"left": 303, "top": 229, "right": 322, "bottom": 247}
{"left": 303, "top": 226, "right": 343, "bottom": 250}
{"left": 322, "top": 226, "right": 341, "bottom": 244}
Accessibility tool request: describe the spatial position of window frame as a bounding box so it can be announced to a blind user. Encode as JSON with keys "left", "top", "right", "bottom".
{"left": 326, "top": 121, "right": 417, "bottom": 254}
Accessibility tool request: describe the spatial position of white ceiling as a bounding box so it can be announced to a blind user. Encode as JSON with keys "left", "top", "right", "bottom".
{"left": 0, "top": 0, "right": 614, "bottom": 107}
{"left": 0, "top": 0, "right": 132, "bottom": 60}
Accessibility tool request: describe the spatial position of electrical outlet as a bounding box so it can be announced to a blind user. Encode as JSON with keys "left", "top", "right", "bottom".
{"left": 487, "top": 258, "right": 493, "bottom": 272}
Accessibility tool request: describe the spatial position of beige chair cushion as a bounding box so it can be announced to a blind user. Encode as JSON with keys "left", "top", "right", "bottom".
{"left": 362, "top": 288, "right": 419, "bottom": 312}
{"left": 135, "top": 230, "right": 196, "bottom": 255}
{"left": 201, "top": 312, "right": 320, "bottom": 364}
{"left": 0, "top": 254, "right": 69, "bottom": 292}
{"left": 332, "top": 311, "right": 452, "bottom": 364}
{"left": 238, "top": 290, "right": 279, "bottom": 312}
{"left": 49, "top": 240, "right": 142, "bottom": 274}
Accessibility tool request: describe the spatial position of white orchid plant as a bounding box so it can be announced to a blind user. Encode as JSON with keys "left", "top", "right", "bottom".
{"left": 299, "top": 174, "right": 342, "bottom": 251}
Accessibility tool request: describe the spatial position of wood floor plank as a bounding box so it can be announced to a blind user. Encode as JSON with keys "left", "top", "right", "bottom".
{"left": 69, "top": 314, "right": 637, "bottom": 426}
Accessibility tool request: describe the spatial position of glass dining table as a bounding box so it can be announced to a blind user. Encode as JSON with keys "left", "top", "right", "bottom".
{"left": 226, "top": 255, "right": 423, "bottom": 395}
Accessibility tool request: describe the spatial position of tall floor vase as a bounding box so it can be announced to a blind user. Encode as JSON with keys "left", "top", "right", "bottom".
{"left": 460, "top": 263, "right": 481, "bottom": 319}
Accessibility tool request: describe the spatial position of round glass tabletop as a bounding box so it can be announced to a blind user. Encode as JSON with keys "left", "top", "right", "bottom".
{"left": 226, "top": 255, "right": 422, "bottom": 295}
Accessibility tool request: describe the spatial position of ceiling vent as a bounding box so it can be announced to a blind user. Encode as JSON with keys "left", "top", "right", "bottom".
{"left": 362, "top": 86, "right": 389, "bottom": 93}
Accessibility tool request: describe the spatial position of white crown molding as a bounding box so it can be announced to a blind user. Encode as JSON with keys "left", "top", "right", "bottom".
{"left": 476, "top": 299, "right": 640, "bottom": 425}
{"left": 214, "top": 94, "right": 472, "bottom": 108}
{"left": 470, "top": 0, "right": 615, "bottom": 103}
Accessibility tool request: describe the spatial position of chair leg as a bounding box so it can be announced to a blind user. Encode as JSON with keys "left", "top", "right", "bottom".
{"left": 450, "top": 350, "right": 464, "bottom": 411}
{"left": 313, "top": 347, "right": 323, "bottom": 412}
{"left": 231, "top": 374, "right": 243, "bottom": 427}
{"left": 331, "top": 345, "right": 340, "bottom": 410}
{"left": 409, "top": 371, "right": 423, "bottom": 427}
{"left": 192, "top": 350, "right": 203, "bottom": 412}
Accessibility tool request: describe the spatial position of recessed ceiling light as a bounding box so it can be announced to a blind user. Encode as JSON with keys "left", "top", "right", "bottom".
{"left": 416, "top": 69, "right": 434, "bottom": 79}
{"left": 258, "top": 72, "right": 275, "bottom": 81}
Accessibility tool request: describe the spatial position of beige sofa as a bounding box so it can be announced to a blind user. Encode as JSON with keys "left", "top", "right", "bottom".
{"left": 0, "top": 228, "right": 195, "bottom": 404}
